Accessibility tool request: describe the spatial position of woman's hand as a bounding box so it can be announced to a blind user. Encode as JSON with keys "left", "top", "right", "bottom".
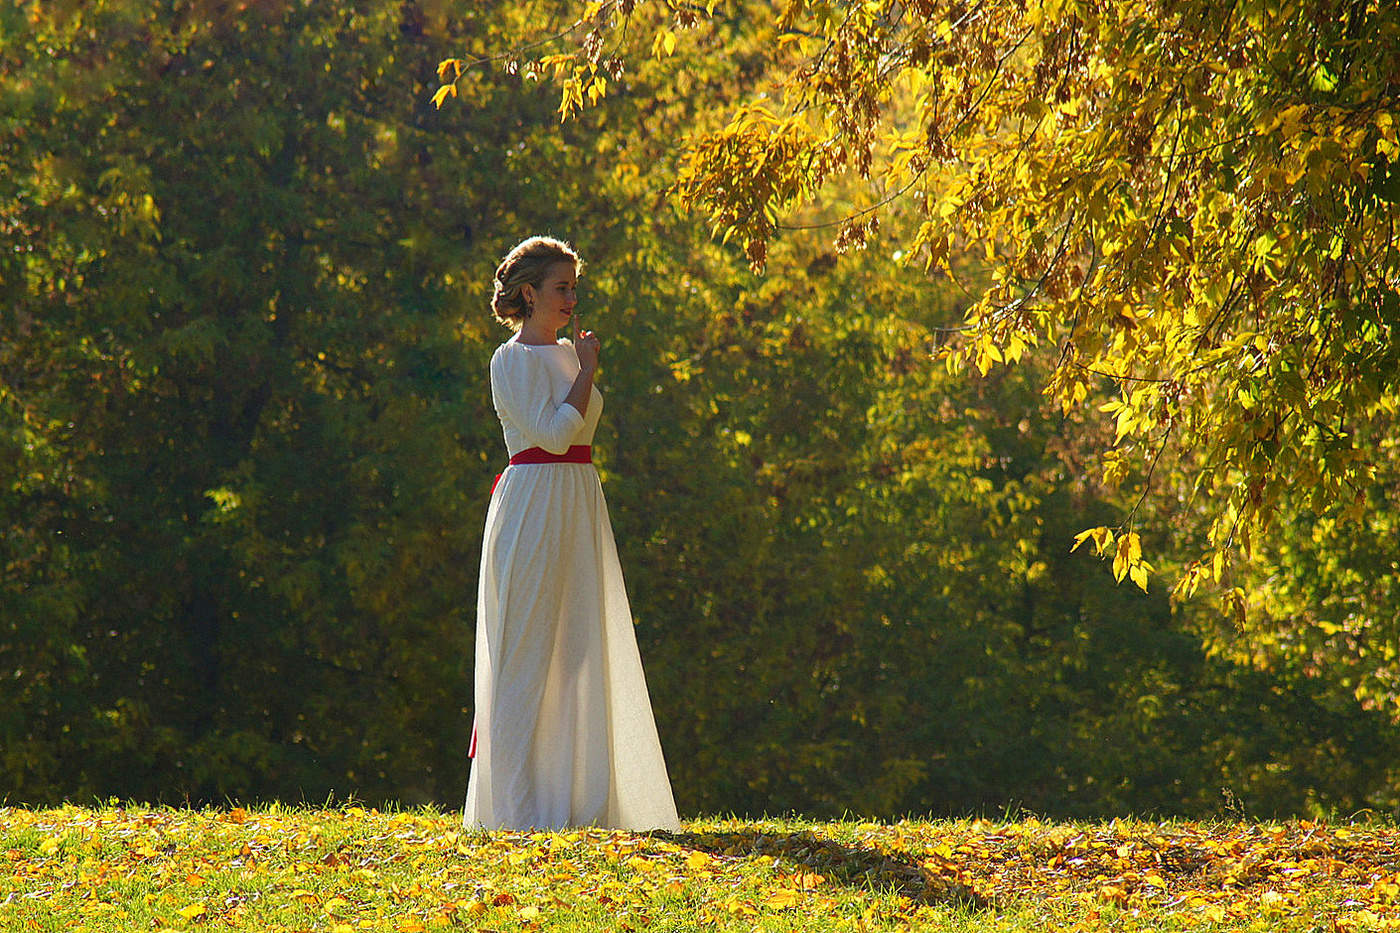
{"left": 574, "top": 326, "right": 600, "bottom": 374}
{"left": 562, "top": 323, "right": 600, "bottom": 419}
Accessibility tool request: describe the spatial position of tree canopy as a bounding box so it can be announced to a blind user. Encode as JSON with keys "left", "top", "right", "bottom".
{"left": 3, "top": 0, "right": 1398, "bottom": 818}
{"left": 436, "top": 0, "right": 1400, "bottom": 609}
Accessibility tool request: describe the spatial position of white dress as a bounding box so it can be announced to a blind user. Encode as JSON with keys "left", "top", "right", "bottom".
{"left": 463, "top": 334, "right": 681, "bottom": 832}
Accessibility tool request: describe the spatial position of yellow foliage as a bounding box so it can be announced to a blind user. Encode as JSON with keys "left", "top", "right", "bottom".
{"left": 456, "top": 0, "right": 1400, "bottom": 617}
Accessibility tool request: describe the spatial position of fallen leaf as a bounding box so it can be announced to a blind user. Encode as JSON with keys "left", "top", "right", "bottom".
{"left": 764, "top": 889, "right": 802, "bottom": 909}
{"left": 685, "top": 851, "right": 713, "bottom": 871}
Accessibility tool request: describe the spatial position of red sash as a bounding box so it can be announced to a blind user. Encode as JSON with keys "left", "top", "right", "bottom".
{"left": 489, "top": 445, "right": 592, "bottom": 494}
{"left": 473, "top": 444, "right": 593, "bottom": 758}
{"left": 509, "top": 444, "right": 593, "bottom": 466}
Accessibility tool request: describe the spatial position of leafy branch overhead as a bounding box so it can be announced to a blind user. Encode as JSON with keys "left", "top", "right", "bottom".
{"left": 435, "top": 0, "right": 1400, "bottom": 602}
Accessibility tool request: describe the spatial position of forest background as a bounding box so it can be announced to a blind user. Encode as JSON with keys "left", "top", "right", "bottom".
{"left": 3, "top": 0, "right": 1398, "bottom": 822}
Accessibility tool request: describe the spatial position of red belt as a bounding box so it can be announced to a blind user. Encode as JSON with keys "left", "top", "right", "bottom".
{"left": 489, "top": 445, "right": 592, "bottom": 496}
{"left": 473, "top": 444, "right": 593, "bottom": 758}
{"left": 508, "top": 444, "right": 592, "bottom": 466}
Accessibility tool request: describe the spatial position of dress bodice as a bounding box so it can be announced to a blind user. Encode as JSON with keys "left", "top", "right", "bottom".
{"left": 490, "top": 335, "right": 603, "bottom": 457}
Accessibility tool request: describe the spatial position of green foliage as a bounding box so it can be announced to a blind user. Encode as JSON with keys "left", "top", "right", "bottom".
{"left": 449, "top": 0, "right": 1400, "bottom": 733}
{"left": 593, "top": 220, "right": 1400, "bottom": 819}
{"left": 1, "top": 0, "right": 512, "bottom": 804}
{"left": 2, "top": 0, "right": 1397, "bottom": 823}
{"left": 1210, "top": 420, "right": 1400, "bottom": 721}
{"left": 484, "top": 0, "right": 1400, "bottom": 647}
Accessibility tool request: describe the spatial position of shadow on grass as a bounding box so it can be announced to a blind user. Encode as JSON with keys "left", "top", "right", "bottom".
{"left": 657, "top": 828, "right": 991, "bottom": 911}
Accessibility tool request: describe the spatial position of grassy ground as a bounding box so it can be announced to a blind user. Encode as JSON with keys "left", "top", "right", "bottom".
{"left": 2, "top": 803, "right": 1396, "bottom": 931}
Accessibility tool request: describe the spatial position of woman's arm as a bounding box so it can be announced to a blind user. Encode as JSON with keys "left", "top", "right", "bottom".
{"left": 562, "top": 365, "right": 595, "bottom": 419}
{"left": 491, "top": 347, "right": 585, "bottom": 454}
{"left": 561, "top": 330, "right": 599, "bottom": 418}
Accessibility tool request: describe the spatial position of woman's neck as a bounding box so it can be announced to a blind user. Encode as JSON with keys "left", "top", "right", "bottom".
{"left": 516, "top": 323, "right": 558, "bottom": 345}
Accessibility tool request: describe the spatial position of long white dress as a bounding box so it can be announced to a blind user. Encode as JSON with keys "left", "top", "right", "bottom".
{"left": 463, "top": 334, "right": 681, "bottom": 832}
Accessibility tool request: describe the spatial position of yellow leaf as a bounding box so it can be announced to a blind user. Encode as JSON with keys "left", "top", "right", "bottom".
{"left": 685, "top": 851, "right": 713, "bottom": 870}
{"left": 764, "top": 889, "right": 803, "bottom": 909}
{"left": 177, "top": 904, "right": 207, "bottom": 920}
{"left": 518, "top": 906, "right": 541, "bottom": 920}
{"left": 431, "top": 84, "right": 456, "bottom": 109}
{"left": 1097, "top": 883, "right": 1127, "bottom": 903}
{"left": 1115, "top": 405, "right": 1135, "bottom": 443}
{"left": 290, "top": 890, "right": 318, "bottom": 903}
{"left": 396, "top": 919, "right": 427, "bottom": 933}
{"left": 592, "top": 74, "right": 607, "bottom": 98}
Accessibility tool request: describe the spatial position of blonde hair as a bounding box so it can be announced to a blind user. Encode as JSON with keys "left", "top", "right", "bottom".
{"left": 491, "top": 235, "right": 583, "bottom": 329}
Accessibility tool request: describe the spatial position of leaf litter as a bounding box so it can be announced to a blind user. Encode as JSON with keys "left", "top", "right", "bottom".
{"left": 2, "top": 805, "right": 1397, "bottom": 931}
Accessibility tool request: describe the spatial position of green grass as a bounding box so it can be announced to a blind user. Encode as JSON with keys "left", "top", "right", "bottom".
{"left": 2, "top": 803, "right": 1394, "bottom": 931}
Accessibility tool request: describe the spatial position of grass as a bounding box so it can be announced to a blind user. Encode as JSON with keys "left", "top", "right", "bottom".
{"left": 2, "top": 802, "right": 1396, "bottom": 931}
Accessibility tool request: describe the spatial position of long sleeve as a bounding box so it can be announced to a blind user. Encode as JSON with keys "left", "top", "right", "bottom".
{"left": 491, "top": 345, "right": 584, "bottom": 455}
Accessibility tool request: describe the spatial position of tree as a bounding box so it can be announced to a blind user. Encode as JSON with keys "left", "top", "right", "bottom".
{"left": 435, "top": 0, "right": 1400, "bottom": 611}
{"left": 5, "top": 0, "right": 1395, "bottom": 817}
{"left": 0, "top": 0, "right": 537, "bottom": 804}
{"left": 595, "top": 213, "right": 1400, "bottom": 818}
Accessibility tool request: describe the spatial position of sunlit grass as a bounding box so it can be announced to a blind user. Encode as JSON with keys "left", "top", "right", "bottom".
{"left": 1, "top": 803, "right": 1392, "bottom": 931}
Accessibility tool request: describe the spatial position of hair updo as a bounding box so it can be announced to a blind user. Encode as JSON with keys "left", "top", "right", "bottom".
{"left": 491, "top": 235, "right": 584, "bottom": 330}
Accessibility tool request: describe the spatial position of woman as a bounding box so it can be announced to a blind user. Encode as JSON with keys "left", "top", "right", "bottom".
{"left": 463, "top": 235, "right": 681, "bottom": 832}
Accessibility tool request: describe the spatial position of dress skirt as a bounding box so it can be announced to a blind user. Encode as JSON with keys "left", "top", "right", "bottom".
{"left": 463, "top": 459, "right": 681, "bottom": 831}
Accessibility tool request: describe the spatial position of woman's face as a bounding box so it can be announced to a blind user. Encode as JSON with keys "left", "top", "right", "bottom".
{"left": 525, "top": 261, "right": 579, "bottom": 333}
